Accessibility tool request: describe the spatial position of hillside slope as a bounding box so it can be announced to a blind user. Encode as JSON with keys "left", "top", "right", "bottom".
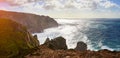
{"left": 0, "top": 18, "right": 39, "bottom": 58}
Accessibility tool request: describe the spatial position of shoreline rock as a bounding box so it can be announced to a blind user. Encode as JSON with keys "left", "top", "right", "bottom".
{"left": 43, "top": 37, "right": 68, "bottom": 50}
{"left": 75, "top": 41, "right": 87, "bottom": 51}
{"left": 26, "top": 37, "right": 120, "bottom": 58}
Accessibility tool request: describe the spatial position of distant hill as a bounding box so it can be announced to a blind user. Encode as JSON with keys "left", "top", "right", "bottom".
{"left": 0, "top": 10, "right": 58, "bottom": 33}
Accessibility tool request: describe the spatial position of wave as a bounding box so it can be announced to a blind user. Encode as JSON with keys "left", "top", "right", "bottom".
{"left": 33, "top": 19, "right": 120, "bottom": 51}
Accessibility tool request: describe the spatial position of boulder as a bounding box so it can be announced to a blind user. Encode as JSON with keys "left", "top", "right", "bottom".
{"left": 75, "top": 41, "right": 87, "bottom": 51}
{"left": 0, "top": 10, "right": 58, "bottom": 33}
{"left": 0, "top": 18, "right": 39, "bottom": 58}
{"left": 43, "top": 37, "right": 68, "bottom": 50}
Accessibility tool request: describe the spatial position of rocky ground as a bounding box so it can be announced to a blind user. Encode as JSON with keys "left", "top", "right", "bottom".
{"left": 25, "top": 37, "right": 120, "bottom": 58}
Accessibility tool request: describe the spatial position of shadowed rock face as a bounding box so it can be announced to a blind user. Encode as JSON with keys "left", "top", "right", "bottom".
{"left": 43, "top": 37, "right": 68, "bottom": 50}
{"left": 75, "top": 41, "right": 87, "bottom": 51}
{"left": 0, "top": 10, "right": 58, "bottom": 33}
{"left": 0, "top": 18, "right": 39, "bottom": 58}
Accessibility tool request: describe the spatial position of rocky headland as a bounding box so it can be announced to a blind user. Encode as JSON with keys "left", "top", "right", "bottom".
{"left": 0, "top": 10, "right": 58, "bottom": 33}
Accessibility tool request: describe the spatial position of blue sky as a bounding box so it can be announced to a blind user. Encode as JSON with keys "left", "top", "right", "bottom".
{"left": 110, "top": 0, "right": 120, "bottom": 5}
{"left": 0, "top": 0, "right": 120, "bottom": 18}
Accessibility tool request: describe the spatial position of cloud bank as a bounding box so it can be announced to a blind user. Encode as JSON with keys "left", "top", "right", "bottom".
{"left": 1, "top": 0, "right": 120, "bottom": 18}
{"left": 1, "top": 0, "right": 119, "bottom": 10}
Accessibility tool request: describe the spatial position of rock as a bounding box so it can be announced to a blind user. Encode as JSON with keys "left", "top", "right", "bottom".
{"left": 44, "top": 38, "right": 50, "bottom": 43}
{"left": 26, "top": 38, "right": 120, "bottom": 58}
{"left": 26, "top": 47, "right": 120, "bottom": 58}
{"left": 43, "top": 37, "right": 68, "bottom": 50}
{"left": 75, "top": 41, "right": 87, "bottom": 51}
{"left": 0, "top": 18, "right": 39, "bottom": 58}
{"left": 33, "top": 35, "right": 40, "bottom": 47}
{"left": 0, "top": 10, "right": 58, "bottom": 33}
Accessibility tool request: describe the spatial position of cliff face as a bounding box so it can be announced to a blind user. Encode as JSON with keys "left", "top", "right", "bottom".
{"left": 0, "top": 18, "right": 39, "bottom": 58}
{"left": 0, "top": 10, "right": 58, "bottom": 33}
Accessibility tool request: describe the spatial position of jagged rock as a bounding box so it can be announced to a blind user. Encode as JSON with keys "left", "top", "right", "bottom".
{"left": 43, "top": 37, "right": 68, "bottom": 50}
{"left": 75, "top": 41, "right": 87, "bottom": 51}
{"left": 0, "top": 18, "right": 39, "bottom": 58}
{"left": 0, "top": 10, "right": 58, "bottom": 33}
{"left": 44, "top": 38, "right": 50, "bottom": 43}
{"left": 33, "top": 35, "right": 40, "bottom": 47}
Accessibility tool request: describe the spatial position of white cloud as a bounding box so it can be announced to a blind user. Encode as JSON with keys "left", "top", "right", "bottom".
{"left": 23, "top": 0, "right": 119, "bottom": 10}
{"left": 1, "top": 0, "right": 120, "bottom": 18}
{"left": 1, "top": 0, "right": 119, "bottom": 10}
{"left": 100, "top": 1, "right": 118, "bottom": 8}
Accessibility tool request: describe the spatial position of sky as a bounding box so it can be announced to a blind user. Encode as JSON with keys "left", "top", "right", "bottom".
{"left": 0, "top": 0, "right": 120, "bottom": 18}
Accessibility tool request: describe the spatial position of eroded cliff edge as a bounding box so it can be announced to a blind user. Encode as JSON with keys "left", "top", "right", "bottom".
{"left": 0, "top": 10, "right": 58, "bottom": 33}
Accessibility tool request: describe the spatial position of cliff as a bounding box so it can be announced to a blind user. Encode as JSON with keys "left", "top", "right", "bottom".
{"left": 0, "top": 10, "right": 58, "bottom": 33}
{"left": 0, "top": 18, "right": 39, "bottom": 58}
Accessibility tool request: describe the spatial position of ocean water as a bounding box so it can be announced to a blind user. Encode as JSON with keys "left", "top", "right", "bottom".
{"left": 34, "top": 18, "right": 120, "bottom": 51}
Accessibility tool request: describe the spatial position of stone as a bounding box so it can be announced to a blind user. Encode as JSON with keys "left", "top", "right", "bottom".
{"left": 75, "top": 41, "right": 87, "bottom": 51}
{"left": 44, "top": 38, "right": 50, "bottom": 43}
{"left": 43, "top": 37, "right": 68, "bottom": 50}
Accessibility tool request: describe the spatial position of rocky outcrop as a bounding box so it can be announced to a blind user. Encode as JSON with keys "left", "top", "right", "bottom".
{"left": 75, "top": 41, "right": 87, "bottom": 51}
{"left": 43, "top": 37, "right": 68, "bottom": 50}
{"left": 33, "top": 35, "right": 40, "bottom": 47}
{"left": 44, "top": 38, "right": 50, "bottom": 43}
{"left": 0, "top": 18, "right": 39, "bottom": 58}
{"left": 0, "top": 10, "right": 58, "bottom": 33}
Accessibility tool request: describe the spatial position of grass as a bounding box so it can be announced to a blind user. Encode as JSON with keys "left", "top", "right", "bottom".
{"left": 0, "top": 18, "right": 39, "bottom": 58}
